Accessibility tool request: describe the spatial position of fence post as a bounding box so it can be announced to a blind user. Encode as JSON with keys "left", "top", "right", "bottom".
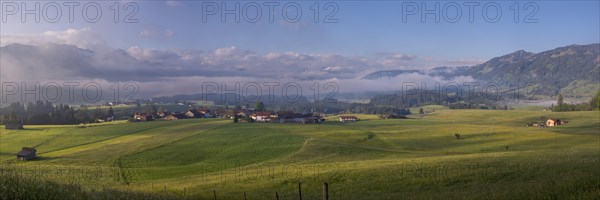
{"left": 276, "top": 192, "right": 279, "bottom": 200}
{"left": 323, "top": 182, "right": 329, "bottom": 200}
{"left": 298, "top": 181, "right": 303, "bottom": 200}
{"left": 213, "top": 190, "right": 217, "bottom": 200}
{"left": 244, "top": 192, "right": 247, "bottom": 200}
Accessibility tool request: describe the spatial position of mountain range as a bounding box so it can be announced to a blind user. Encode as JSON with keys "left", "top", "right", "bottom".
{"left": 363, "top": 43, "right": 600, "bottom": 97}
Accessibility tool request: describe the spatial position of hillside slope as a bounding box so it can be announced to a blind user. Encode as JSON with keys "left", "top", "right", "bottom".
{"left": 363, "top": 44, "right": 600, "bottom": 97}
{"left": 465, "top": 43, "right": 600, "bottom": 96}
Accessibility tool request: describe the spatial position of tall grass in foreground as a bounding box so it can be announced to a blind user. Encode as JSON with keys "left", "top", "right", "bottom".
{"left": 0, "top": 173, "right": 203, "bottom": 200}
{"left": 1, "top": 169, "right": 598, "bottom": 200}
{"left": 3, "top": 153, "right": 599, "bottom": 200}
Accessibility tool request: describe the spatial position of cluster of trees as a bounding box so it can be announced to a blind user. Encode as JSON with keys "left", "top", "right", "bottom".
{"left": 0, "top": 101, "right": 114, "bottom": 125}
{"left": 448, "top": 103, "right": 509, "bottom": 110}
{"left": 311, "top": 102, "right": 411, "bottom": 115}
{"left": 369, "top": 89, "right": 509, "bottom": 109}
{"left": 218, "top": 99, "right": 411, "bottom": 116}
{"left": 551, "top": 91, "right": 600, "bottom": 112}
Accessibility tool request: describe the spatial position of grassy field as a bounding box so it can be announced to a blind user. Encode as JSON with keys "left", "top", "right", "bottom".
{"left": 1, "top": 109, "right": 599, "bottom": 199}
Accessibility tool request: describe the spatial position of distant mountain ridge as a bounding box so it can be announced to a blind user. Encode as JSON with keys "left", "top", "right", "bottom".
{"left": 465, "top": 44, "right": 599, "bottom": 96}
{"left": 361, "top": 67, "right": 471, "bottom": 80}
{"left": 362, "top": 70, "right": 424, "bottom": 79}
{"left": 363, "top": 43, "right": 600, "bottom": 97}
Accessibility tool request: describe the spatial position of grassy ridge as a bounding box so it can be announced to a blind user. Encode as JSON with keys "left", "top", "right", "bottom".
{"left": 121, "top": 124, "right": 305, "bottom": 181}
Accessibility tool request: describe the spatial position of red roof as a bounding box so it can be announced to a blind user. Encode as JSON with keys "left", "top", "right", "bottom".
{"left": 254, "top": 112, "right": 272, "bottom": 117}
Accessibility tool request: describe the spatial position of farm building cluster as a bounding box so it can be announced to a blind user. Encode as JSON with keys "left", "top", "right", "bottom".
{"left": 243, "top": 112, "right": 359, "bottom": 124}
{"left": 132, "top": 108, "right": 214, "bottom": 122}
{"left": 243, "top": 111, "right": 325, "bottom": 124}
{"left": 225, "top": 110, "right": 359, "bottom": 124}
{"left": 131, "top": 107, "right": 362, "bottom": 124}
{"left": 526, "top": 118, "right": 568, "bottom": 128}
{"left": 131, "top": 108, "right": 356, "bottom": 124}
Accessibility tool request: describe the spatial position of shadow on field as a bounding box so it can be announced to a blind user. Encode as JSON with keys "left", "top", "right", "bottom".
{"left": 459, "top": 132, "right": 496, "bottom": 139}
{"left": 30, "top": 156, "right": 60, "bottom": 161}
{"left": 550, "top": 124, "right": 600, "bottom": 135}
{"left": 20, "top": 128, "right": 47, "bottom": 131}
{"left": 397, "top": 134, "right": 504, "bottom": 152}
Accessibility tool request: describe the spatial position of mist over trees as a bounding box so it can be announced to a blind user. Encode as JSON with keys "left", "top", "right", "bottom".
{"left": 368, "top": 89, "right": 513, "bottom": 110}
{"left": 551, "top": 91, "right": 600, "bottom": 112}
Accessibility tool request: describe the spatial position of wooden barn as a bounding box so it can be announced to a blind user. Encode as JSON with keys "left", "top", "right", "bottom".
{"left": 16, "top": 147, "right": 37, "bottom": 161}
{"left": 4, "top": 120, "right": 24, "bottom": 130}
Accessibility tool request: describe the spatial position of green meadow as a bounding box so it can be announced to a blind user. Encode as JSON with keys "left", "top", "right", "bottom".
{"left": 1, "top": 109, "right": 599, "bottom": 199}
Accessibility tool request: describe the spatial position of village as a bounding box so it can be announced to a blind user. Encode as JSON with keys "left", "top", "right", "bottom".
{"left": 132, "top": 107, "right": 360, "bottom": 124}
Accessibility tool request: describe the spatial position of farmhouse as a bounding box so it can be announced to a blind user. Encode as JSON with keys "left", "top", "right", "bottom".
{"left": 163, "top": 115, "right": 178, "bottom": 120}
{"left": 133, "top": 113, "right": 154, "bottom": 121}
{"left": 197, "top": 108, "right": 213, "bottom": 118}
{"left": 163, "top": 113, "right": 186, "bottom": 120}
{"left": 237, "top": 110, "right": 250, "bottom": 117}
{"left": 4, "top": 120, "right": 24, "bottom": 130}
{"left": 214, "top": 109, "right": 235, "bottom": 119}
{"left": 185, "top": 110, "right": 204, "bottom": 118}
{"left": 252, "top": 112, "right": 273, "bottom": 122}
{"left": 16, "top": 147, "right": 37, "bottom": 161}
{"left": 157, "top": 112, "right": 169, "bottom": 117}
{"left": 272, "top": 111, "right": 293, "bottom": 119}
{"left": 546, "top": 118, "right": 563, "bottom": 127}
{"left": 275, "top": 113, "right": 302, "bottom": 123}
{"left": 339, "top": 115, "right": 358, "bottom": 122}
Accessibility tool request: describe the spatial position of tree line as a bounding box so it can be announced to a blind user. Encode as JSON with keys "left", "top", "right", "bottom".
{"left": 0, "top": 101, "right": 115, "bottom": 125}
{"left": 551, "top": 91, "right": 600, "bottom": 112}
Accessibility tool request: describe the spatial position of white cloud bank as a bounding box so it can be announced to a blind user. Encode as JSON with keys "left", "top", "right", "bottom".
{"left": 0, "top": 28, "right": 481, "bottom": 97}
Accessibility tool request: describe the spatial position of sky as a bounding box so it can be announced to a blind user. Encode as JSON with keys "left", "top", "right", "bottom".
{"left": 0, "top": 0, "right": 599, "bottom": 99}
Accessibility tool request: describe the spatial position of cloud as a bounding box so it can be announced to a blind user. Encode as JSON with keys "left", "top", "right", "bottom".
{"left": 375, "top": 52, "right": 417, "bottom": 60}
{"left": 390, "top": 53, "right": 417, "bottom": 60}
{"left": 329, "top": 73, "right": 476, "bottom": 92}
{"left": 1, "top": 28, "right": 109, "bottom": 51}
{"left": 139, "top": 29, "right": 159, "bottom": 38}
{"left": 0, "top": 28, "right": 478, "bottom": 97}
{"left": 322, "top": 66, "right": 343, "bottom": 73}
